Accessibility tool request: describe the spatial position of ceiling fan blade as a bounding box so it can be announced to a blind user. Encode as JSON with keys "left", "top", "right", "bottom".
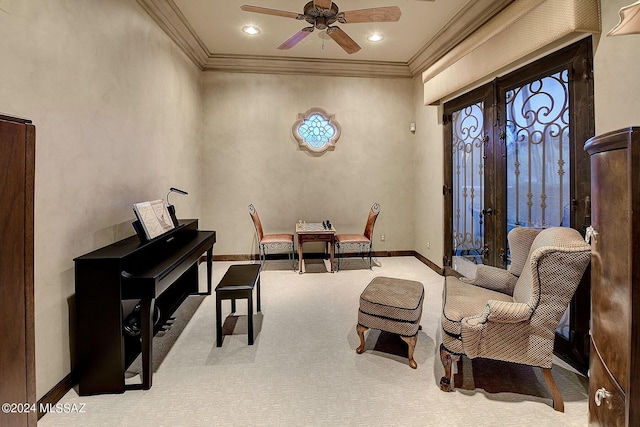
{"left": 240, "top": 5, "right": 302, "bottom": 20}
{"left": 313, "top": 0, "right": 333, "bottom": 9}
{"left": 339, "top": 6, "right": 401, "bottom": 23}
{"left": 326, "top": 27, "right": 361, "bottom": 54}
{"left": 277, "top": 28, "right": 314, "bottom": 50}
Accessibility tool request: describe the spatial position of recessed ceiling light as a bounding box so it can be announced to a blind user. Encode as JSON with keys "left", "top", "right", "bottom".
{"left": 243, "top": 26, "right": 260, "bottom": 35}
{"left": 367, "top": 33, "right": 384, "bottom": 42}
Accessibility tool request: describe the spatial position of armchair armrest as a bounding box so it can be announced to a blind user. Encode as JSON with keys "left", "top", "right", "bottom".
{"left": 485, "top": 300, "right": 532, "bottom": 323}
{"left": 461, "top": 265, "right": 518, "bottom": 295}
{"left": 461, "top": 300, "right": 534, "bottom": 359}
{"left": 465, "top": 300, "right": 532, "bottom": 326}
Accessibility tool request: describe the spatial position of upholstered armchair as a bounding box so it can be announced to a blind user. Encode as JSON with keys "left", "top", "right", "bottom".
{"left": 439, "top": 227, "right": 591, "bottom": 411}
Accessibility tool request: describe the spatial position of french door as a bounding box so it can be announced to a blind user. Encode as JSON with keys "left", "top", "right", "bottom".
{"left": 443, "top": 38, "right": 594, "bottom": 371}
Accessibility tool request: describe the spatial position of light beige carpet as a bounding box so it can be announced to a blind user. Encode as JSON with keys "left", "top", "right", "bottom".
{"left": 39, "top": 257, "right": 588, "bottom": 426}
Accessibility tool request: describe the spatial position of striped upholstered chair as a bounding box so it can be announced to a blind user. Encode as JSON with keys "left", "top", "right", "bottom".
{"left": 439, "top": 227, "right": 591, "bottom": 412}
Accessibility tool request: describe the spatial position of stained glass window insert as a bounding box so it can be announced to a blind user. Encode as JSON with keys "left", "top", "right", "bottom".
{"left": 297, "top": 114, "right": 335, "bottom": 148}
{"left": 292, "top": 108, "right": 341, "bottom": 153}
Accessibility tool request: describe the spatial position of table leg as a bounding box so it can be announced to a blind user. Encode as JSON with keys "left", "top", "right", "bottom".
{"left": 298, "top": 236, "right": 304, "bottom": 274}
{"left": 247, "top": 291, "right": 254, "bottom": 345}
{"left": 330, "top": 236, "right": 335, "bottom": 273}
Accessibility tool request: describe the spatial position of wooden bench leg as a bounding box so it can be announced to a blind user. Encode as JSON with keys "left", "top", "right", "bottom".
{"left": 247, "top": 292, "right": 254, "bottom": 345}
{"left": 216, "top": 294, "right": 223, "bottom": 347}
{"left": 400, "top": 335, "right": 418, "bottom": 369}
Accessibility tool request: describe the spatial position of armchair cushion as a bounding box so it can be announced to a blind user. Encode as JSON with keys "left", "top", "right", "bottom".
{"left": 460, "top": 264, "right": 518, "bottom": 296}
{"left": 507, "top": 227, "right": 541, "bottom": 276}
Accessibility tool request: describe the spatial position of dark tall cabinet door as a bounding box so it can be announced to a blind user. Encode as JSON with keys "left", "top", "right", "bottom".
{"left": 0, "top": 114, "right": 36, "bottom": 427}
{"left": 585, "top": 127, "right": 640, "bottom": 427}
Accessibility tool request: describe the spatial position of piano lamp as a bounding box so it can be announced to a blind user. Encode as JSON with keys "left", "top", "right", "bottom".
{"left": 166, "top": 187, "right": 188, "bottom": 227}
{"left": 608, "top": 1, "right": 640, "bottom": 36}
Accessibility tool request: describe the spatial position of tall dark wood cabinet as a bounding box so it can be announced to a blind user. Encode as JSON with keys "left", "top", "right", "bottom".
{"left": 0, "top": 114, "right": 36, "bottom": 427}
{"left": 585, "top": 127, "right": 640, "bottom": 426}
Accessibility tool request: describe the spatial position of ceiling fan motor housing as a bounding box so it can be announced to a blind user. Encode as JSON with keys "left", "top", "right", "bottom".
{"left": 303, "top": 1, "right": 339, "bottom": 29}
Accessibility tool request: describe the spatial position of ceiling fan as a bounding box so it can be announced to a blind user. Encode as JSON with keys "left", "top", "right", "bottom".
{"left": 240, "top": 0, "right": 402, "bottom": 54}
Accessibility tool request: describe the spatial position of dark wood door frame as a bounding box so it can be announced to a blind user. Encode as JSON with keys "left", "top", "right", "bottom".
{"left": 0, "top": 113, "right": 36, "bottom": 427}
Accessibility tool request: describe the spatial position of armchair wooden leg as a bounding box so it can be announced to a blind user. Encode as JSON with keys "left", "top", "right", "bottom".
{"left": 542, "top": 368, "right": 565, "bottom": 412}
{"left": 356, "top": 324, "right": 368, "bottom": 354}
{"left": 439, "top": 343, "right": 459, "bottom": 392}
{"left": 400, "top": 335, "right": 418, "bottom": 369}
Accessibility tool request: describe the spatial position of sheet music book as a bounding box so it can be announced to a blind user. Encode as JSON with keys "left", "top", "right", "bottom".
{"left": 133, "top": 199, "right": 175, "bottom": 240}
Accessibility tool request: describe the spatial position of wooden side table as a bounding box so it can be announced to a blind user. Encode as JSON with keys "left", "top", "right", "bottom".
{"left": 215, "top": 264, "right": 261, "bottom": 346}
{"left": 296, "top": 222, "right": 335, "bottom": 274}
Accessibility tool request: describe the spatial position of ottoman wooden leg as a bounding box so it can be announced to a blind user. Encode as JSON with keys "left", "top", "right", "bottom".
{"left": 400, "top": 335, "right": 418, "bottom": 369}
{"left": 356, "top": 324, "right": 368, "bottom": 354}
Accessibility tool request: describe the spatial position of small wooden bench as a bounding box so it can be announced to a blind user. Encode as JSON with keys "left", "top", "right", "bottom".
{"left": 215, "top": 264, "right": 261, "bottom": 346}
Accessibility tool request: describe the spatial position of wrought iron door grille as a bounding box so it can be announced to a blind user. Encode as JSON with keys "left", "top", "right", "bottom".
{"left": 451, "top": 101, "right": 485, "bottom": 265}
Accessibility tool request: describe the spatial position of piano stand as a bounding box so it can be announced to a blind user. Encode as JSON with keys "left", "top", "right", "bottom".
{"left": 75, "top": 219, "right": 215, "bottom": 395}
{"left": 128, "top": 297, "right": 154, "bottom": 390}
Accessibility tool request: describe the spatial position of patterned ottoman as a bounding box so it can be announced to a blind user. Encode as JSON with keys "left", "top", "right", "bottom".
{"left": 356, "top": 276, "right": 424, "bottom": 369}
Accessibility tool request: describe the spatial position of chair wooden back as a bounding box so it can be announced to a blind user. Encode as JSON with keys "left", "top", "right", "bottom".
{"left": 248, "top": 204, "right": 264, "bottom": 242}
{"left": 364, "top": 203, "right": 380, "bottom": 241}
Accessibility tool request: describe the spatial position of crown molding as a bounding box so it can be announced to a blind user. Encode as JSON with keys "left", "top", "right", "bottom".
{"left": 137, "top": 0, "right": 210, "bottom": 69}
{"left": 138, "top": 0, "right": 513, "bottom": 79}
{"left": 204, "top": 54, "right": 411, "bottom": 78}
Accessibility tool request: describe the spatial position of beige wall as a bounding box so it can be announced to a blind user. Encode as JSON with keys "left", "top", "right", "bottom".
{"left": 412, "top": 77, "right": 443, "bottom": 266}
{"left": 0, "top": 0, "right": 202, "bottom": 398}
{"left": 593, "top": 0, "right": 640, "bottom": 134}
{"left": 200, "top": 72, "right": 415, "bottom": 256}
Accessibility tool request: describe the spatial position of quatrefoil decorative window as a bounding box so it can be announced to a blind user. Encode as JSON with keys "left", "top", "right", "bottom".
{"left": 293, "top": 108, "right": 341, "bottom": 153}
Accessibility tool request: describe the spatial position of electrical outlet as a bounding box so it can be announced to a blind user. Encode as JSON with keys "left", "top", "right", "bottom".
{"left": 426, "top": 241, "right": 430, "bottom": 249}
{"left": 380, "top": 234, "right": 385, "bottom": 242}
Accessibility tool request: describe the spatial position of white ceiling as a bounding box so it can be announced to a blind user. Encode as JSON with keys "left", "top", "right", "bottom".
{"left": 174, "top": 0, "right": 468, "bottom": 62}
{"left": 139, "top": 0, "right": 514, "bottom": 77}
